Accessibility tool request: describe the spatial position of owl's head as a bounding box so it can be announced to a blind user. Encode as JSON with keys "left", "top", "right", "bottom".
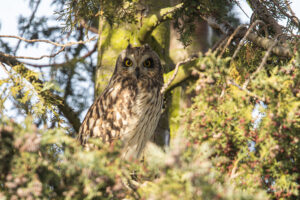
{"left": 113, "top": 44, "right": 163, "bottom": 82}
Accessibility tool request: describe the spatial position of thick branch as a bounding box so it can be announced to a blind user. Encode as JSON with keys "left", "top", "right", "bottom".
{"left": 0, "top": 52, "right": 81, "bottom": 132}
{"left": 245, "top": 32, "right": 292, "bottom": 58}
{"left": 138, "top": 3, "right": 183, "bottom": 43}
{"left": 161, "top": 56, "right": 198, "bottom": 94}
{"left": 162, "top": 59, "right": 198, "bottom": 94}
{"left": 205, "top": 18, "right": 293, "bottom": 58}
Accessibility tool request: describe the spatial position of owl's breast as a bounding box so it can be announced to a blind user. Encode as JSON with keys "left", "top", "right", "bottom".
{"left": 81, "top": 76, "right": 163, "bottom": 158}
{"left": 121, "top": 81, "right": 163, "bottom": 158}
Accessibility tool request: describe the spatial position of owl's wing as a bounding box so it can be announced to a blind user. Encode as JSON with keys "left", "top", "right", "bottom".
{"left": 77, "top": 96, "right": 102, "bottom": 145}
{"left": 77, "top": 78, "right": 136, "bottom": 146}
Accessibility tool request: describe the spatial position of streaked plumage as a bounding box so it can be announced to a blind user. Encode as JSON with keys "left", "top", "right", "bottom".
{"left": 78, "top": 44, "right": 164, "bottom": 159}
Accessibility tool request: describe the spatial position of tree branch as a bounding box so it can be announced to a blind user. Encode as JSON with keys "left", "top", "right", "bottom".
{"left": 273, "top": 0, "right": 300, "bottom": 29}
{"left": 219, "top": 24, "right": 247, "bottom": 58}
{"left": 13, "top": 0, "right": 41, "bottom": 55}
{"left": 233, "top": 0, "right": 250, "bottom": 19}
{"left": 284, "top": 0, "right": 300, "bottom": 28}
{"left": 0, "top": 35, "right": 97, "bottom": 47}
{"left": 162, "top": 58, "right": 198, "bottom": 94}
{"left": 23, "top": 42, "right": 97, "bottom": 67}
{"left": 0, "top": 35, "right": 97, "bottom": 60}
{"left": 227, "top": 79, "right": 263, "bottom": 101}
{"left": 232, "top": 20, "right": 266, "bottom": 60}
{"left": 245, "top": 32, "right": 292, "bottom": 58}
{"left": 0, "top": 51, "right": 81, "bottom": 132}
{"left": 138, "top": 3, "right": 183, "bottom": 43}
{"left": 248, "top": 0, "right": 283, "bottom": 35}
{"left": 80, "top": 19, "right": 98, "bottom": 34}
{"left": 161, "top": 55, "right": 198, "bottom": 94}
{"left": 1, "top": 47, "right": 65, "bottom": 60}
{"left": 205, "top": 18, "right": 293, "bottom": 58}
{"left": 243, "top": 37, "right": 278, "bottom": 89}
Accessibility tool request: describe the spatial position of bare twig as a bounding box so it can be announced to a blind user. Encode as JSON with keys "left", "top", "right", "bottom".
{"left": 227, "top": 79, "right": 263, "bottom": 100}
{"left": 233, "top": 0, "right": 250, "bottom": 19}
{"left": 13, "top": 0, "right": 41, "bottom": 55}
{"left": 1, "top": 47, "right": 65, "bottom": 60}
{"left": 242, "top": 36, "right": 279, "bottom": 89}
{"left": 23, "top": 42, "right": 97, "bottom": 67}
{"left": 138, "top": 3, "right": 183, "bottom": 43}
{"left": 205, "top": 16, "right": 232, "bottom": 35}
{"left": 219, "top": 24, "right": 247, "bottom": 57}
{"left": 204, "top": 17, "right": 292, "bottom": 58}
{"left": 80, "top": 19, "right": 98, "bottom": 34}
{"left": 249, "top": 0, "right": 283, "bottom": 35}
{"left": 212, "top": 35, "right": 228, "bottom": 52}
{"left": 0, "top": 62, "right": 9, "bottom": 73}
{"left": 220, "top": 82, "right": 227, "bottom": 98}
{"left": 161, "top": 56, "right": 197, "bottom": 94}
{"left": 232, "top": 20, "right": 265, "bottom": 60}
{"left": 0, "top": 35, "right": 97, "bottom": 60}
{"left": 283, "top": 0, "right": 300, "bottom": 28}
{"left": 0, "top": 35, "right": 97, "bottom": 47}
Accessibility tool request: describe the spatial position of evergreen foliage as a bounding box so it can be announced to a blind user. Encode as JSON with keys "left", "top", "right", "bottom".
{"left": 0, "top": 0, "right": 299, "bottom": 199}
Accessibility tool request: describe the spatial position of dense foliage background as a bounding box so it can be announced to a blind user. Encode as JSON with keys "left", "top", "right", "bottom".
{"left": 0, "top": 0, "right": 299, "bottom": 199}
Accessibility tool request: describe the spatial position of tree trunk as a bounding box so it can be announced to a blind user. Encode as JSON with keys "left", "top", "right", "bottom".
{"left": 95, "top": 0, "right": 211, "bottom": 148}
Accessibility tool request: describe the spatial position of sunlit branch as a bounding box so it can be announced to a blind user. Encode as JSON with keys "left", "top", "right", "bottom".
{"left": 1, "top": 47, "right": 65, "bottom": 60}
{"left": 138, "top": 3, "right": 183, "bottom": 43}
{"left": 161, "top": 55, "right": 198, "bottom": 94}
{"left": 0, "top": 35, "right": 97, "bottom": 47}
{"left": 23, "top": 42, "right": 97, "bottom": 67}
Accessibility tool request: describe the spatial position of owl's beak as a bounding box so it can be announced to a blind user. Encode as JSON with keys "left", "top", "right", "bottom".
{"left": 135, "top": 67, "right": 140, "bottom": 78}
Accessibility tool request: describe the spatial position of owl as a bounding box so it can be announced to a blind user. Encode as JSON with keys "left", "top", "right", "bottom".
{"left": 78, "top": 44, "right": 164, "bottom": 159}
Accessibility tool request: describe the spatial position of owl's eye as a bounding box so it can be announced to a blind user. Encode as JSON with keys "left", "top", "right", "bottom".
{"left": 143, "top": 58, "right": 153, "bottom": 68}
{"left": 123, "top": 58, "right": 133, "bottom": 67}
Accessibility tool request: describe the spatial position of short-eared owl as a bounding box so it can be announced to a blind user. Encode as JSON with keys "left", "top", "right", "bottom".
{"left": 78, "top": 44, "right": 164, "bottom": 159}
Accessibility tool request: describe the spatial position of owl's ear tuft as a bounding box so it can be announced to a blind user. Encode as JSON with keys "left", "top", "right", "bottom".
{"left": 126, "top": 44, "right": 132, "bottom": 50}
{"left": 144, "top": 43, "right": 151, "bottom": 50}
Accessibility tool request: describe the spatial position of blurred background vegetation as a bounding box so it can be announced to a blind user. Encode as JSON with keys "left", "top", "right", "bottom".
{"left": 0, "top": 0, "right": 299, "bottom": 199}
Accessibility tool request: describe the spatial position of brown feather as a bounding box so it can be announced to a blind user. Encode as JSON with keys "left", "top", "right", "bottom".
{"left": 78, "top": 45, "right": 164, "bottom": 159}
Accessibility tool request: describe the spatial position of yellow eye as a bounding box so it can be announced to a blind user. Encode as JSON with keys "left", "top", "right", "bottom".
{"left": 143, "top": 58, "right": 153, "bottom": 68}
{"left": 124, "top": 58, "right": 133, "bottom": 67}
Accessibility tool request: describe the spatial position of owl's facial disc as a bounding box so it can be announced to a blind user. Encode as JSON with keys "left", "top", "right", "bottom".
{"left": 117, "top": 45, "right": 162, "bottom": 81}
